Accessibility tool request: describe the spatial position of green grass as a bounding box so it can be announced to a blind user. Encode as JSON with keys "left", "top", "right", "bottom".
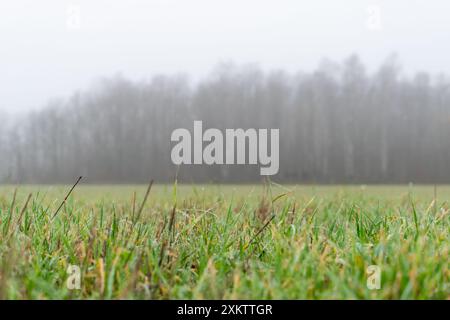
{"left": 0, "top": 183, "right": 448, "bottom": 299}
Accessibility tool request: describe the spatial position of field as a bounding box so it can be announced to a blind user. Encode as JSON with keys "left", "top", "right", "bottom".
{"left": 0, "top": 183, "right": 448, "bottom": 299}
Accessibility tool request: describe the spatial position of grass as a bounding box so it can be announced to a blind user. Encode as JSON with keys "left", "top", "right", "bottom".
{"left": 0, "top": 183, "right": 448, "bottom": 299}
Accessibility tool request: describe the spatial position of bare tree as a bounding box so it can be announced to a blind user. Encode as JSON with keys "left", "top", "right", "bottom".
{"left": 2, "top": 56, "right": 450, "bottom": 184}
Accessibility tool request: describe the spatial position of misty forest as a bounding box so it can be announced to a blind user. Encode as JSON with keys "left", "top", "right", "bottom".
{"left": 1, "top": 55, "right": 450, "bottom": 184}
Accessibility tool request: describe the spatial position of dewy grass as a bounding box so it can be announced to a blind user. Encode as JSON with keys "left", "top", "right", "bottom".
{"left": 0, "top": 184, "right": 448, "bottom": 299}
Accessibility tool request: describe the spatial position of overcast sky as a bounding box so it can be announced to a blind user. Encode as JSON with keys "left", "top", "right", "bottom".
{"left": 1, "top": 0, "right": 449, "bottom": 115}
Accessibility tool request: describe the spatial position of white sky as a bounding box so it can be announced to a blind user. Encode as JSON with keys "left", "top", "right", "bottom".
{"left": 1, "top": 0, "right": 450, "bottom": 114}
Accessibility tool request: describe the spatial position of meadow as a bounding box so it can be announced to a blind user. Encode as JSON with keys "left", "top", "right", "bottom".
{"left": 0, "top": 183, "right": 448, "bottom": 299}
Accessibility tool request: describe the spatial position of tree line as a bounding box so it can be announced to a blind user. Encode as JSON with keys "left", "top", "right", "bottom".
{"left": 1, "top": 55, "right": 450, "bottom": 184}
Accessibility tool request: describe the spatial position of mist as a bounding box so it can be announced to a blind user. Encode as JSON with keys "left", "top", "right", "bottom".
{"left": 2, "top": 56, "right": 450, "bottom": 184}
{"left": 2, "top": 0, "right": 450, "bottom": 114}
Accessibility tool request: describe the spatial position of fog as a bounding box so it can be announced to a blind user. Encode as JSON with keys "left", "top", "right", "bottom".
{"left": 2, "top": 56, "right": 450, "bottom": 183}
{"left": 2, "top": 0, "right": 450, "bottom": 114}
{"left": 1, "top": 1, "right": 450, "bottom": 184}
